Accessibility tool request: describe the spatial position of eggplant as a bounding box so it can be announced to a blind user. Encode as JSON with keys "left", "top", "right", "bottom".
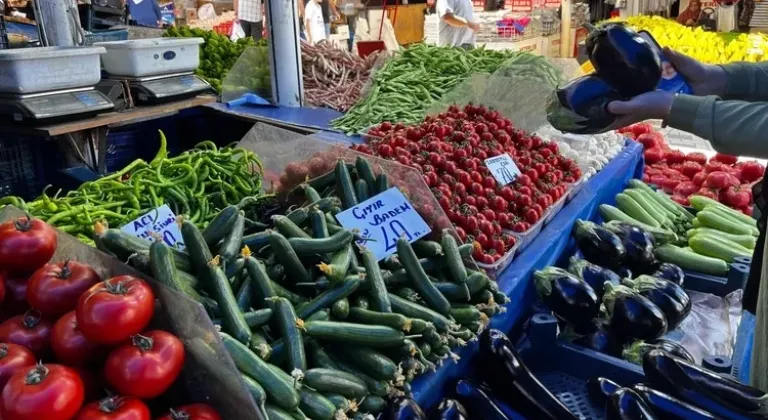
{"left": 568, "top": 256, "right": 621, "bottom": 298}
{"left": 573, "top": 220, "right": 627, "bottom": 270}
{"left": 637, "top": 287, "right": 687, "bottom": 331}
{"left": 585, "top": 23, "right": 662, "bottom": 97}
{"left": 631, "top": 383, "right": 719, "bottom": 420}
{"left": 587, "top": 377, "right": 622, "bottom": 406}
{"left": 604, "top": 283, "right": 668, "bottom": 340}
{"left": 623, "top": 339, "right": 695, "bottom": 365}
{"left": 431, "top": 398, "right": 469, "bottom": 420}
{"left": 386, "top": 397, "right": 427, "bottom": 420}
{"left": 631, "top": 275, "right": 692, "bottom": 323}
{"left": 572, "top": 321, "right": 625, "bottom": 357}
{"left": 642, "top": 349, "right": 768, "bottom": 419}
{"left": 652, "top": 263, "right": 685, "bottom": 286}
{"left": 607, "top": 388, "right": 660, "bottom": 420}
{"left": 479, "top": 329, "right": 579, "bottom": 420}
{"left": 546, "top": 74, "right": 624, "bottom": 135}
{"left": 616, "top": 267, "right": 633, "bottom": 280}
{"left": 609, "top": 223, "right": 657, "bottom": 248}
{"left": 534, "top": 267, "right": 600, "bottom": 327}
{"left": 454, "top": 380, "right": 511, "bottom": 420}
{"left": 622, "top": 238, "right": 659, "bottom": 275}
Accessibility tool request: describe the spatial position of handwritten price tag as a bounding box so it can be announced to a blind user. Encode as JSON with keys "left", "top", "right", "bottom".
{"left": 485, "top": 154, "right": 522, "bottom": 186}
{"left": 335, "top": 188, "right": 431, "bottom": 261}
{"left": 121, "top": 204, "right": 185, "bottom": 251}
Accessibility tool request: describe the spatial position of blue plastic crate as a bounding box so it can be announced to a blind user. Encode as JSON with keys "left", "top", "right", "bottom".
{"left": 83, "top": 29, "right": 128, "bottom": 46}
{"left": 683, "top": 256, "right": 751, "bottom": 296}
{"left": 0, "top": 136, "right": 44, "bottom": 199}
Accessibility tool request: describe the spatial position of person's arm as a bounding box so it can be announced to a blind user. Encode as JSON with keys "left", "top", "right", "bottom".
{"left": 719, "top": 61, "right": 768, "bottom": 101}
{"left": 234, "top": 0, "right": 239, "bottom": 19}
{"left": 305, "top": 14, "right": 313, "bottom": 43}
{"left": 436, "top": 0, "right": 478, "bottom": 30}
{"left": 330, "top": 0, "right": 339, "bottom": 18}
{"left": 299, "top": 0, "right": 305, "bottom": 17}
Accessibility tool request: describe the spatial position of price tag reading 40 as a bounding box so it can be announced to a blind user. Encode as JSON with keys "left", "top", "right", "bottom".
{"left": 335, "top": 187, "right": 432, "bottom": 261}
{"left": 485, "top": 153, "right": 522, "bottom": 186}
{"left": 121, "top": 204, "right": 185, "bottom": 251}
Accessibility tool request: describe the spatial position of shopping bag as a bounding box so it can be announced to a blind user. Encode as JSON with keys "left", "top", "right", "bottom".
{"left": 231, "top": 21, "right": 246, "bottom": 41}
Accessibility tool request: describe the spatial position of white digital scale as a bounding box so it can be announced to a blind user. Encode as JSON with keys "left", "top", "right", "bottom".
{"left": 97, "top": 71, "right": 212, "bottom": 104}
{"left": 0, "top": 87, "right": 114, "bottom": 123}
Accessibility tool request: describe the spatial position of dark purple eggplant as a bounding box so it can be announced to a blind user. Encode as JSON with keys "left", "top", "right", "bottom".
{"left": 585, "top": 23, "right": 662, "bottom": 97}
{"left": 642, "top": 349, "right": 768, "bottom": 419}
{"left": 623, "top": 239, "right": 660, "bottom": 275}
{"left": 616, "top": 267, "right": 633, "bottom": 280}
{"left": 605, "top": 223, "right": 657, "bottom": 248}
{"left": 534, "top": 267, "right": 600, "bottom": 327}
{"left": 652, "top": 263, "right": 685, "bottom": 286}
{"left": 572, "top": 322, "right": 625, "bottom": 357}
{"left": 604, "top": 283, "right": 668, "bottom": 340}
{"left": 454, "top": 380, "right": 511, "bottom": 420}
{"left": 587, "top": 377, "right": 622, "bottom": 406}
{"left": 632, "top": 275, "right": 691, "bottom": 325}
{"left": 623, "top": 339, "right": 695, "bottom": 365}
{"left": 631, "top": 383, "right": 718, "bottom": 420}
{"left": 430, "top": 398, "right": 469, "bottom": 420}
{"left": 573, "top": 220, "right": 627, "bottom": 270}
{"left": 637, "top": 287, "right": 687, "bottom": 331}
{"left": 568, "top": 256, "right": 621, "bottom": 298}
{"left": 607, "top": 388, "right": 660, "bottom": 420}
{"left": 479, "top": 329, "right": 579, "bottom": 420}
{"left": 546, "top": 75, "right": 624, "bottom": 135}
{"left": 386, "top": 397, "right": 427, "bottom": 420}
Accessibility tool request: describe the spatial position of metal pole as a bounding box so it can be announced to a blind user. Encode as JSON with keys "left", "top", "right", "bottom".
{"left": 265, "top": 0, "right": 304, "bottom": 107}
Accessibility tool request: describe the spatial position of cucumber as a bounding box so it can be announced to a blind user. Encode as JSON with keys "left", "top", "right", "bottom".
{"left": 332, "top": 346, "right": 398, "bottom": 380}
{"left": 244, "top": 256, "right": 275, "bottom": 309}
{"left": 274, "top": 215, "right": 312, "bottom": 239}
{"left": 441, "top": 231, "right": 470, "bottom": 300}
{"left": 303, "top": 368, "right": 368, "bottom": 400}
{"left": 707, "top": 206, "right": 759, "bottom": 234}
{"left": 267, "top": 264, "right": 286, "bottom": 282}
{"left": 331, "top": 298, "right": 350, "bottom": 320}
{"left": 389, "top": 293, "right": 456, "bottom": 332}
{"left": 433, "top": 273, "right": 490, "bottom": 302}
{"left": 202, "top": 205, "right": 239, "bottom": 247}
{"left": 654, "top": 244, "right": 729, "bottom": 276}
{"left": 397, "top": 238, "right": 451, "bottom": 317}
{"left": 100, "top": 228, "right": 192, "bottom": 272}
{"left": 272, "top": 279, "right": 310, "bottom": 305}
{"left": 689, "top": 235, "right": 751, "bottom": 263}
{"left": 306, "top": 339, "right": 340, "bottom": 369}
{"left": 299, "top": 388, "right": 338, "bottom": 420}
{"left": 360, "top": 247, "right": 391, "bottom": 312}
{"left": 628, "top": 179, "right": 690, "bottom": 219}
{"left": 213, "top": 309, "right": 273, "bottom": 328}
{"left": 265, "top": 404, "right": 297, "bottom": 420}
{"left": 242, "top": 231, "right": 270, "bottom": 249}
{"left": 180, "top": 219, "right": 213, "bottom": 275}
{"left": 347, "top": 307, "right": 413, "bottom": 332}
{"left": 635, "top": 189, "right": 681, "bottom": 222}
{"left": 688, "top": 227, "right": 756, "bottom": 249}
{"left": 203, "top": 259, "right": 251, "bottom": 344}
{"left": 324, "top": 393, "right": 350, "bottom": 412}
{"left": 355, "top": 179, "right": 370, "bottom": 202}
{"left": 220, "top": 332, "right": 300, "bottom": 410}
{"left": 395, "top": 287, "right": 421, "bottom": 302}
{"left": 615, "top": 193, "right": 660, "bottom": 227}
{"left": 272, "top": 297, "right": 307, "bottom": 373}
{"left": 220, "top": 211, "right": 246, "bottom": 261}
{"left": 458, "top": 243, "right": 474, "bottom": 257}
{"left": 318, "top": 244, "right": 353, "bottom": 285}
{"left": 288, "top": 230, "right": 355, "bottom": 256}
{"left": 696, "top": 210, "right": 755, "bottom": 236}
{"left": 296, "top": 277, "right": 361, "bottom": 320}
{"left": 697, "top": 232, "right": 754, "bottom": 254}
{"left": 375, "top": 173, "right": 389, "bottom": 194}
{"left": 352, "top": 295, "right": 369, "bottom": 309}
{"left": 355, "top": 156, "right": 376, "bottom": 192}
{"left": 303, "top": 321, "right": 406, "bottom": 348}
{"left": 236, "top": 277, "right": 253, "bottom": 311}
{"left": 309, "top": 208, "right": 331, "bottom": 259}
{"left": 330, "top": 355, "right": 391, "bottom": 397}
{"left": 176, "top": 269, "right": 200, "bottom": 291}
{"left": 413, "top": 241, "right": 443, "bottom": 258}
{"left": 623, "top": 189, "right": 671, "bottom": 227}
{"left": 269, "top": 232, "right": 311, "bottom": 285}
{"left": 240, "top": 373, "right": 267, "bottom": 405}
{"left": 308, "top": 309, "right": 331, "bottom": 322}
{"left": 149, "top": 238, "right": 201, "bottom": 301}
{"left": 359, "top": 395, "right": 386, "bottom": 414}
{"left": 335, "top": 160, "right": 358, "bottom": 209}
{"left": 450, "top": 304, "right": 485, "bottom": 325}
{"left": 286, "top": 206, "right": 310, "bottom": 226}
{"left": 303, "top": 184, "right": 323, "bottom": 203}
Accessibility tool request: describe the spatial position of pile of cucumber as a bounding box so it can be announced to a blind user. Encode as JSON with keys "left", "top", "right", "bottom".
{"left": 97, "top": 157, "right": 508, "bottom": 420}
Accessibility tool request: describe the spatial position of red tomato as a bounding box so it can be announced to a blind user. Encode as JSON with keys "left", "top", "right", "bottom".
{"left": 691, "top": 171, "right": 708, "bottom": 187}
{"left": 673, "top": 181, "right": 699, "bottom": 198}
{"left": 685, "top": 152, "right": 708, "bottom": 165}
{"left": 643, "top": 148, "right": 665, "bottom": 165}
{"left": 661, "top": 178, "right": 681, "bottom": 194}
{"left": 696, "top": 187, "right": 720, "bottom": 200}
{"left": 670, "top": 195, "right": 690, "bottom": 206}
{"left": 1, "top": 364, "right": 84, "bottom": 420}
{"left": 664, "top": 150, "right": 686, "bottom": 164}
{"left": 75, "top": 396, "right": 150, "bottom": 420}
{"left": 0, "top": 216, "right": 56, "bottom": 275}
{"left": 0, "top": 311, "right": 52, "bottom": 358}
{"left": 76, "top": 276, "right": 154, "bottom": 345}
{"left": 722, "top": 186, "right": 751, "bottom": 208}
{"left": 0, "top": 343, "right": 34, "bottom": 392}
{"left": 27, "top": 261, "right": 101, "bottom": 318}
{"left": 648, "top": 175, "right": 667, "bottom": 187}
{"left": 156, "top": 404, "right": 221, "bottom": 420}
{"left": 104, "top": 330, "right": 185, "bottom": 399}
{"left": 630, "top": 123, "right": 653, "bottom": 137}
{"left": 681, "top": 161, "right": 703, "bottom": 178}
{"left": 712, "top": 153, "right": 739, "bottom": 165}
{"left": 636, "top": 133, "right": 660, "bottom": 150}
{"left": 740, "top": 161, "right": 765, "bottom": 183}
{"left": 51, "top": 311, "right": 105, "bottom": 367}
{"left": 703, "top": 171, "right": 733, "bottom": 190}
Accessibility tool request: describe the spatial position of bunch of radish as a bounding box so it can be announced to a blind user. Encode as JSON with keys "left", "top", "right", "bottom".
{"left": 619, "top": 123, "right": 764, "bottom": 214}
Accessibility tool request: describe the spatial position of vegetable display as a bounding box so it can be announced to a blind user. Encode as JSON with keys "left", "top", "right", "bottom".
{"left": 0, "top": 214, "right": 221, "bottom": 419}
{"left": 331, "top": 45, "right": 530, "bottom": 134}
{"left": 301, "top": 41, "right": 381, "bottom": 113}
{"left": 546, "top": 74, "right": 623, "bottom": 135}
{"left": 536, "top": 125, "right": 626, "bottom": 181}
{"left": 0, "top": 132, "right": 269, "bottom": 246}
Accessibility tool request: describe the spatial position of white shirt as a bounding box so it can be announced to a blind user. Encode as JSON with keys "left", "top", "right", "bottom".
{"left": 305, "top": 1, "right": 327, "bottom": 44}
{"left": 238, "top": 0, "right": 262, "bottom": 23}
{"left": 436, "top": 0, "right": 475, "bottom": 47}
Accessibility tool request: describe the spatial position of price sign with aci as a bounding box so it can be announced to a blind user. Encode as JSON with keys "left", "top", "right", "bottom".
{"left": 121, "top": 205, "right": 185, "bottom": 250}
{"left": 485, "top": 153, "right": 521, "bottom": 186}
{"left": 336, "top": 188, "right": 431, "bottom": 261}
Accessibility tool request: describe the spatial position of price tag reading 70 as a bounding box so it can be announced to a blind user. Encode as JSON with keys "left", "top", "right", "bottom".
{"left": 484, "top": 153, "right": 522, "bottom": 186}
{"left": 335, "top": 187, "right": 432, "bottom": 261}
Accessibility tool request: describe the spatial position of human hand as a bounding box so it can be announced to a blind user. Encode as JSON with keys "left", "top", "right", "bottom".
{"left": 468, "top": 21, "right": 479, "bottom": 31}
{"left": 607, "top": 90, "right": 675, "bottom": 129}
{"left": 663, "top": 47, "right": 726, "bottom": 96}
{"left": 686, "top": 18, "right": 695, "bottom": 25}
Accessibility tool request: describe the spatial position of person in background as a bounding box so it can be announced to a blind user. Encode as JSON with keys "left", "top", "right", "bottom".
{"left": 234, "top": 0, "right": 264, "bottom": 41}
{"left": 436, "top": 0, "right": 479, "bottom": 48}
{"left": 676, "top": 0, "right": 703, "bottom": 26}
{"left": 606, "top": 47, "right": 768, "bottom": 392}
{"left": 305, "top": 0, "right": 327, "bottom": 45}
{"left": 339, "top": 0, "right": 363, "bottom": 52}
{"left": 323, "top": 0, "right": 341, "bottom": 37}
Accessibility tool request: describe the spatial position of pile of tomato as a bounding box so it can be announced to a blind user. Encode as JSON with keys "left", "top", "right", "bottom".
{"left": 620, "top": 123, "right": 764, "bottom": 213}
{"left": 0, "top": 215, "right": 220, "bottom": 420}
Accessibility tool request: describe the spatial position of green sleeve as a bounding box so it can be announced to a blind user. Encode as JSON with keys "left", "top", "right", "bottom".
{"left": 720, "top": 62, "right": 768, "bottom": 101}
{"left": 667, "top": 94, "right": 768, "bottom": 158}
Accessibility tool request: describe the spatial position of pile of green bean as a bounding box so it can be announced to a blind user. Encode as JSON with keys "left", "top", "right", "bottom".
{"left": 0, "top": 132, "right": 269, "bottom": 245}
{"left": 331, "top": 44, "right": 520, "bottom": 134}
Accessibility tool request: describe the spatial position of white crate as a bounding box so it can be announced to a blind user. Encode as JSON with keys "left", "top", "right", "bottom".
{"left": 0, "top": 47, "right": 105, "bottom": 94}
{"left": 96, "top": 37, "right": 204, "bottom": 77}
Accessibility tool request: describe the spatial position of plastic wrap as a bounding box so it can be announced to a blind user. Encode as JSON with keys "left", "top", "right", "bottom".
{"left": 0, "top": 206, "right": 262, "bottom": 419}
{"left": 221, "top": 45, "right": 273, "bottom": 103}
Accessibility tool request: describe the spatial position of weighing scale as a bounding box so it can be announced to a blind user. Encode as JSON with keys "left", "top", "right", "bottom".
{"left": 98, "top": 71, "right": 212, "bottom": 105}
{"left": 0, "top": 87, "right": 114, "bottom": 124}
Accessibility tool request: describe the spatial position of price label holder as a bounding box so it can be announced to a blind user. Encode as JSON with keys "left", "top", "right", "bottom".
{"left": 335, "top": 187, "right": 431, "bottom": 261}
{"left": 121, "top": 204, "right": 185, "bottom": 251}
{"left": 485, "top": 153, "right": 521, "bottom": 186}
